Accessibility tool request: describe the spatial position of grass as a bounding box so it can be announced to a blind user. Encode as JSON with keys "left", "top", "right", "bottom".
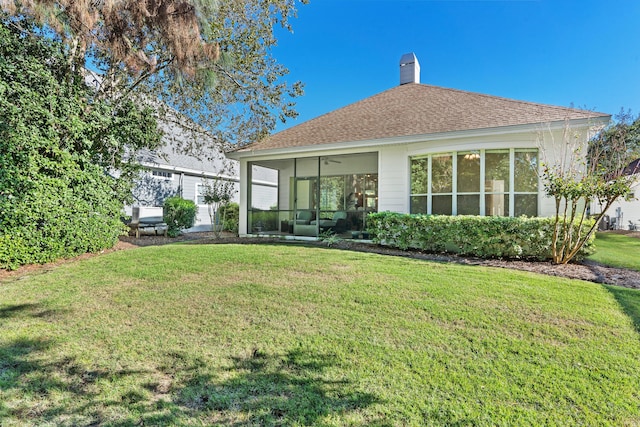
{"left": 1, "top": 243, "right": 639, "bottom": 426}
{"left": 588, "top": 232, "right": 640, "bottom": 271}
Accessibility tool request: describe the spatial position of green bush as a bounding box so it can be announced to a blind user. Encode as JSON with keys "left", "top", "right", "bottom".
{"left": 367, "top": 212, "right": 595, "bottom": 261}
{"left": 250, "top": 210, "right": 279, "bottom": 232}
{"left": 220, "top": 203, "right": 239, "bottom": 234}
{"left": 0, "top": 20, "right": 159, "bottom": 270}
{"left": 163, "top": 197, "right": 198, "bottom": 237}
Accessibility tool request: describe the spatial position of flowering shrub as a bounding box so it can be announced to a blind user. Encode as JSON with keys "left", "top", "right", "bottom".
{"left": 367, "top": 212, "right": 595, "bottom": 261}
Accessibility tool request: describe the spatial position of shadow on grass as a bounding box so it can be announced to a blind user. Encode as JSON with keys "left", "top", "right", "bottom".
{"left": 164, "top": 347, "right": 384, "bottom": 426}
{"left": 606, "top": 285, "right": 640, "bottom": 334}
{"left": 1, "top": 307, "right": 384, "bottom": 426}
{"left": 0, "top": 303, "right": 148, "bottom": 425}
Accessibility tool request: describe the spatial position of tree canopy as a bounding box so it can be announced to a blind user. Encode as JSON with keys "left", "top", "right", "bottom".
{"left": 1, "top": 0, "right": 307, "bottom": 154}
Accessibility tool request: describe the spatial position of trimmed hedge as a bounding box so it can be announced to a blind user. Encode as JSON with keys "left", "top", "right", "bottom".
{"left": 367, "top": 212, "right": 595, "bottom": 261}
{"left": 0, "top": 173, "right": 127, "bottom": 270}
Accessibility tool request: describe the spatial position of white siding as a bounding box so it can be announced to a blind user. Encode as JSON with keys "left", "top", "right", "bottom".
{"left": 593, "top": 180, "right": 640, "bottom": 229}
{"left": 378, "top": 146, "right": 409, "bottom": 212}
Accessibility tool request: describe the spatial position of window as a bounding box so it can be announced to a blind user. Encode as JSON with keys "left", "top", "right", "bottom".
{"left": 457, "top": 151, "right": 480, "bottom": 215}
{"left": 196, "top": 183, "right": 205, "bottom": 205}
{"left": 514, "top": 150, "right": 539, "bottom": 217}
{"left": 431, "top": 154, "right": 453, "bottom": 215}
{"left": 410, "top": 149, "right": 539, "bottom": 216}
{"left": 485, "top": 150, "right": 510, "bottom": 216}
{"left": 151, "top": 170, "right": 173, "bottom": 180}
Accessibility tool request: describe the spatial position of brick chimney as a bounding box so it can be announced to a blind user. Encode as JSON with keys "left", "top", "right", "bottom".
{"left": 399, "top": 53, "right": 420, "bottom": 85}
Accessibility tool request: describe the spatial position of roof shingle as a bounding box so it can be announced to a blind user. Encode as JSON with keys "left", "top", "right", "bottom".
{"left": 238, "top": 83, "right": 609, "bottom": 152}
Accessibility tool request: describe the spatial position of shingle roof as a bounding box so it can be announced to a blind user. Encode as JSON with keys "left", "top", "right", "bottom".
{"left": 237, "top": 83, "right": 609, "bottom": 152}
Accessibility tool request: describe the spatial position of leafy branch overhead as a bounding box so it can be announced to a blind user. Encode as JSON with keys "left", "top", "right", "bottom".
{"left": 1, "top": 0, "right": 308, "bottom": 151}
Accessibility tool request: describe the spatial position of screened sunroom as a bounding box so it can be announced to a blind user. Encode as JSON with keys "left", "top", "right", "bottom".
{"left": 247, "top": 152, "right": 378, "bottom": 237}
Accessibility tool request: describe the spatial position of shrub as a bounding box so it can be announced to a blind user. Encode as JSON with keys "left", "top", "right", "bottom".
{"left": 163, "top": 197, "right": 198, "bottom": 237}
{"left": 250, "top": 210, "right": 279, "bottom": 232}
{"left": 367, "top": 212, "right": 595, "bottom": 261}
{"left": 220, "top": 203, "right": 239, "bottom": 234}
{"left": 0, "top": 169, "right": 127, "bottom": 270}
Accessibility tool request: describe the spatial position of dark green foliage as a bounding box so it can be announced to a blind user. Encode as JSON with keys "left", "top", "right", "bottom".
{"left": 220, "top": 202, "right": 239, "bottom": 234}
{"left": 0, "top": 18, "right": 162, "bottom": 269}
{"left": 367, "top": 212, "right": 595, "bottom": 260}
{"left": 250, "top": 210, "right": 279, "bottom": 232}
{"left": 163, "top": 197, "right": 198, "bottom": 237}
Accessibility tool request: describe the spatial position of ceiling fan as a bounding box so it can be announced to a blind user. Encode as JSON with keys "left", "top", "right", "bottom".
{"left": 321, "top": 157, "right": 342, "bottom": 165}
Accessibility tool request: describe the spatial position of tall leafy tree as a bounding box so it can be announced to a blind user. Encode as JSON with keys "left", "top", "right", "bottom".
{"left": 1, "top": 0, "right": 307, "bottom": 154}
{"left": 0, "top": 18, "right": 162, "bottom": 269}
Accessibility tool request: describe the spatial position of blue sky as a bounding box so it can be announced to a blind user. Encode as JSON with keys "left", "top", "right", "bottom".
{"left": 272, "top": 0, "right": 640, "bottom": 132}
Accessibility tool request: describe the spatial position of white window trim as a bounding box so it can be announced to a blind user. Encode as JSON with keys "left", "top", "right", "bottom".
{"left": 151, "top": 169, "right": 174, "bottom": 180}
{"left": 196, "top": 183, "right": 206, "bottom": 206}
{"left": 410, "top": 148, "right": 539, "bottom": 217}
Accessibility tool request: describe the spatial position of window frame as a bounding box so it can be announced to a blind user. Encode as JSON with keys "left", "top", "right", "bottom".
{"left": 151, "top": 169, "right": 173, "bottom": 180}
{"left": 410, "top": 148, "right": 539, "bottom": 217}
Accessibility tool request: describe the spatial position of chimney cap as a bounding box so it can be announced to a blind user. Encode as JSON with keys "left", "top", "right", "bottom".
{"left": 399, "top": 52, "right": 420, "bottom": 85}
{"left": 399, "top": 52, "right": 418, "bottom": 66}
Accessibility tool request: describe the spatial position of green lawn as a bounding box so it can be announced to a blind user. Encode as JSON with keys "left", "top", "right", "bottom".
{"left": 588, "top": 232, "right": 640, "bottom": 271}
{"left": 1, "top": 244, "right": 639, "bottom": 426}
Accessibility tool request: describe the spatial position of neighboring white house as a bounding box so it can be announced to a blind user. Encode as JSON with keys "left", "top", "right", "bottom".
{"left": 129, "top": 117, "right": 277, "bottom": 232}
{"left": 591, "top": 159, "right": 640, "bottom": 230}
{"left": 226, "top": 53, "right": 611, "bottom": 238}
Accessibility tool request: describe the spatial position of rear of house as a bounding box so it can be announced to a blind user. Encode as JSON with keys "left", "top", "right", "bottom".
{"left": 227, "top": 54, "right": 610, "bottom": 238}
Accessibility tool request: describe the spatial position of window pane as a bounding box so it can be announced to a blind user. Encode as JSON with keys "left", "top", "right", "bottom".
{"left": 251, "top": 184, "right": 278, "bottom": 210}
{"left": 457, "top": 195, "right": 479, "bottom": 215}
{"left": 457, "top": 152, "right": 480, "bottom": 193}
{"left": 514, "top": 194, "right": 538, "bottom": 217}
{"left": 485, "top": 194, "right": 509, "bottom": 216}
{"left": 411, "top": 196, "right": 427, "bottom": 214}
{"left": 364, "top": 174, "right": 378, "bottom": 212}
{"left": 320, "top": 176, "right": 345, "bottom": 211}
{"left": 432, "top": 195, "right": 452, "bottom": 215}
{"left": 432, "top": 155, "right": 453, "bottom": 193}
{"left": 485, "top": 151, "right": 510, "bottom": 192}
{"left": 411, "top": 158, "right": 429, "bottom": 194}
{"left": 515, "top": 151, "right": 538, "bottom": 192}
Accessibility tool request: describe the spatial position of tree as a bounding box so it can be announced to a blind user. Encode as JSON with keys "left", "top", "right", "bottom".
{"left": 201, "top": 176, "right": 237, "bottom": 238}
{"left": 540, "top": 113, "right": 640, "bottom": 264}
{"left": 1, "top": 0, "right": 307, "bottom": 155}
{"left": 0, "top": 18, "right": 162, "bottom": 269}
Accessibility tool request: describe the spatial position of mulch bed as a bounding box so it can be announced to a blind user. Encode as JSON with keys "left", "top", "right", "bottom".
{"left": 2, "top": 231, "right": 640, "bottom": 290}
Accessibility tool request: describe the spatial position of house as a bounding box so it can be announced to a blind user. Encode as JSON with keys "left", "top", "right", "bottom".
{"left": 128, "top": 117, "right": 278, "bottom": 232}
{"left": 226, "top": 53, "right": 610, "bottom": 238}
{"left": 592, "top": 158, "right": 640, "bottom": 230}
